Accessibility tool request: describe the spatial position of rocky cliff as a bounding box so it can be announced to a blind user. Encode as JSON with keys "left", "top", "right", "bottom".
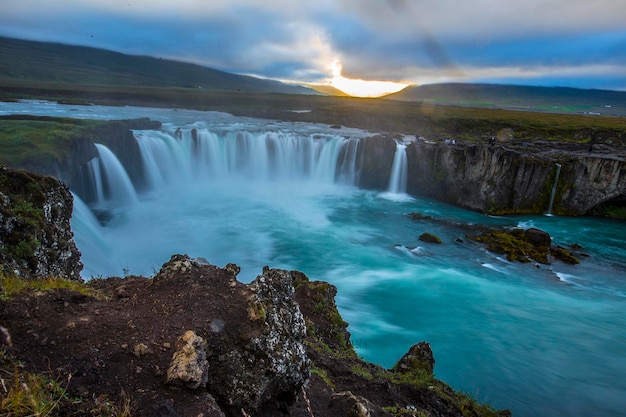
{"left": 2, "top": 114, "right": 625, "bottom": 217}
{"left": 0, "top": 254, "right": 510, "bottom": 417}
{"left": 0, "top": 165, "right": 82, "bottom": 279}
{"left": 358, "top": 135, "right": 626, "bottom": 216}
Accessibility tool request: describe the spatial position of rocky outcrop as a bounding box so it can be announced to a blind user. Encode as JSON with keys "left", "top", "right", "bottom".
{"left": 0, "top": 165, "right": 82, "bottom": 279}
{"left": 0, "top": 255, "right": 510, "bottom": 417}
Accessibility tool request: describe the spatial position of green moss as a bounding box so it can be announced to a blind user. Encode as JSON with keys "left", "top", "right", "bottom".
{"left": 311, "top": 367, "right": 335, "bottom": 389}
{"left": 471, "top": 229, "right": 549, "bottom": 263}
{"left": 247, "top": 300, "right": 267, "bottom": 321}
{"left": 350, "top": 363, "right": 374, "bottom": 380}
{"left": 383, "top": 405, "right": 430, "bottom": 417}
{"left": 379, "top": 367, "right": 434, "bottom": 390}
{"left": 418, "top": 232, "right": 442, "bottom": 244}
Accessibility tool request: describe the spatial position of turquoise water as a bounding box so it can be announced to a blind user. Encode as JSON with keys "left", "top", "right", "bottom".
{"left": 2, "top": 101, "right": 625, "bottom": 417}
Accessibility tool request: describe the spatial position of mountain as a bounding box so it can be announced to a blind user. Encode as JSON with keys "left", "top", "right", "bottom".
{"left": 387, "top": 83, "right": 626, "bottom": 116}
{"left": 0, "top": 36, "right": 316, "bottom": 95}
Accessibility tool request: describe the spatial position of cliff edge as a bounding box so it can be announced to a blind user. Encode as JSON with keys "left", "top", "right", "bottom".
{"left": 0, "top": 255, "right": 510, "bottom": 417}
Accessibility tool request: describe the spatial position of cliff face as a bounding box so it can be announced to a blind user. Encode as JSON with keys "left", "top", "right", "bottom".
{"left": 406, "top": 141, "right": 556, "bottom": 214}
{"left": 359, "top": 136, "right": 626, "bottom": 216}
{"left": 559, "top": 155, "right": 626, "bottom": 214}
{"left": 0, "top": 165, "right": 82, "bottom": 279}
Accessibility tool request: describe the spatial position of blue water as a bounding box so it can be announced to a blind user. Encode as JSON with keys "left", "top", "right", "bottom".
{"left": 2, "top": 100, "right": 625, "bottom": 417}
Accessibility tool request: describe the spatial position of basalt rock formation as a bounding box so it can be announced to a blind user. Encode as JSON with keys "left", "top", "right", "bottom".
{"left": 0, "top": 165, "right": 82, "bottom": 279}
{"left": 358, "top": 135, "right": 626, "bottom": 216}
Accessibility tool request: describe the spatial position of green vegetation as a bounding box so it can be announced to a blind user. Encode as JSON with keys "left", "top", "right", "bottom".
{"left": 0, "top": 352, "right": 72, "bottom": 416}
{"left": 0, "top": 272, "right": 93, "bottom": 300}
{"left": 0, "top": 36, "right": 310, "bottom": 95}
{"left": 375, "top": 366, "right": 507, "bottom": 417}
{"left": 0, "top": 116, "right": 105, "bottom": 171}
{"left": 0, "top": 349, "right": 134, "bottom": 416}
{"left": 310, "top": 368, "right": 335, "bottom": 389}
{"left": 587, "top": 202, "right": 626, "bottom": 219}
{"left": 2, "top": 80, "right": 626, "bottom": 149}
{"left": 390, "top": 83, "right": 626, "bottom": 118}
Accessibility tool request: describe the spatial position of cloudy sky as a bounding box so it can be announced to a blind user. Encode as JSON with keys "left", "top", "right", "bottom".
{"left": 2, "top": 0, "right": 625, "bottom": 96}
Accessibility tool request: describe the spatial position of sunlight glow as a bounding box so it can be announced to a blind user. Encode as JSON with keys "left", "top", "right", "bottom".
{"left": 330, "top": 60, "right": 408, "bottom": 98}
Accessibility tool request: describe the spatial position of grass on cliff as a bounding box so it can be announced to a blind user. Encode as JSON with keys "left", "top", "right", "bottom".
{"left": 0, "top": 117, "right": 105, "bottom": 171}
{"left": 0, "top": 272, "right": 93, "bottom": 300}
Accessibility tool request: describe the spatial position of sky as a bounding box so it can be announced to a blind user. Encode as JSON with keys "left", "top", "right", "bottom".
{"left": 1, "top": 0, "right": 625, "bottom": 97}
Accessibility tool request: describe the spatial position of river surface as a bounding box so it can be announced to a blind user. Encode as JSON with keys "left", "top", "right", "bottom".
{"left": 2, "top": 100, "right": 626, "bottom": 417}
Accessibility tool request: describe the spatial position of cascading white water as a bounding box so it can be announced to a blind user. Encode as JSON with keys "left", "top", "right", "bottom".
{"left": 387, "top": 142, "right": 408, "bottom": 194}
{"left": 134, "top": 128, "right": 360, "bottom": 187}
{"left": 93, "top": 143, "right": 140, "bottom": 208}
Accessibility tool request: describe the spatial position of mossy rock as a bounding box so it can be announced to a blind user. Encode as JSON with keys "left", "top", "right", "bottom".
{"left": 469, "top": 227, "right": 580, "bottom": 265}
{"left": 551, "top": 247, "right": 581, "bottom": 264}
{"left": 419, "top": 232, "right": 442, "bottom": 244}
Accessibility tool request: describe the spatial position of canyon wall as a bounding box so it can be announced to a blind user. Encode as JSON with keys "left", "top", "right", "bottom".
{"left": 358, "top": 136, "right": 626, "bottom": 216}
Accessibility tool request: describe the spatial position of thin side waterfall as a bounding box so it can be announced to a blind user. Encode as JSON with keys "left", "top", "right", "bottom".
{"left": 547, "top": 162, "right": 562, "bottom": 214}
{"left": 387, "top": 142, "right": 408, "bottom": 194}
{"left": 93, "top": 143, "right": 140, "bottom": 207}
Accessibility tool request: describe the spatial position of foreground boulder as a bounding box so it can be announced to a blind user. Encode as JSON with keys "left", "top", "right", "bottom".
{"left": 0, "top": 165, "right": 82, "bottom": 279}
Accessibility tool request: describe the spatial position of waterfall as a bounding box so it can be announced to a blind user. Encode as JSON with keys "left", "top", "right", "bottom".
{"left": 93, "top": 144, "right": 140, "bottom": 208}
{"left": 133, "top": 128, "right": 361, "bottom": 188}
{"left": 547, "top": 163, "right": 562, "bottom": 214}
{"left": 387, "top": 142, "right": 408, "bottom": 194}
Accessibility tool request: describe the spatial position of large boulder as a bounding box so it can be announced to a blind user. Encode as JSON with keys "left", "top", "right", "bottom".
{"left": 207, "top": 265, "right": 310, "bottom": 413}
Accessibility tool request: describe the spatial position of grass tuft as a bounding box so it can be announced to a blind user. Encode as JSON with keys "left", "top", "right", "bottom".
{"left": 0, "top": 272, "right": 93, "bottom": 300}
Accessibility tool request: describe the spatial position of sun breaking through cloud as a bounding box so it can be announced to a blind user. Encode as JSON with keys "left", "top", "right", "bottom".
{"left": 329, "top": 60, "right": 408, "bottom": 98}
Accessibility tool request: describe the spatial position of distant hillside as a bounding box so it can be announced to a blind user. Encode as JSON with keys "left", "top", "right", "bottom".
{"left": 0, "top": 36, "right": 315, "bottom": 95}
{"left": 308, "top": 84, "right": 350, "bottom": 97}
{"left": 387, "top": 83, "right": 626, "bottom": 117}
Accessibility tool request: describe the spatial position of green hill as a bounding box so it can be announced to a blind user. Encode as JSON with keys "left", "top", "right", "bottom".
{"left": 388, "top": 83, "right": 626, "bottom": 117}
{"left": 0, "top": 36, "right": 315, "bottom": 94}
